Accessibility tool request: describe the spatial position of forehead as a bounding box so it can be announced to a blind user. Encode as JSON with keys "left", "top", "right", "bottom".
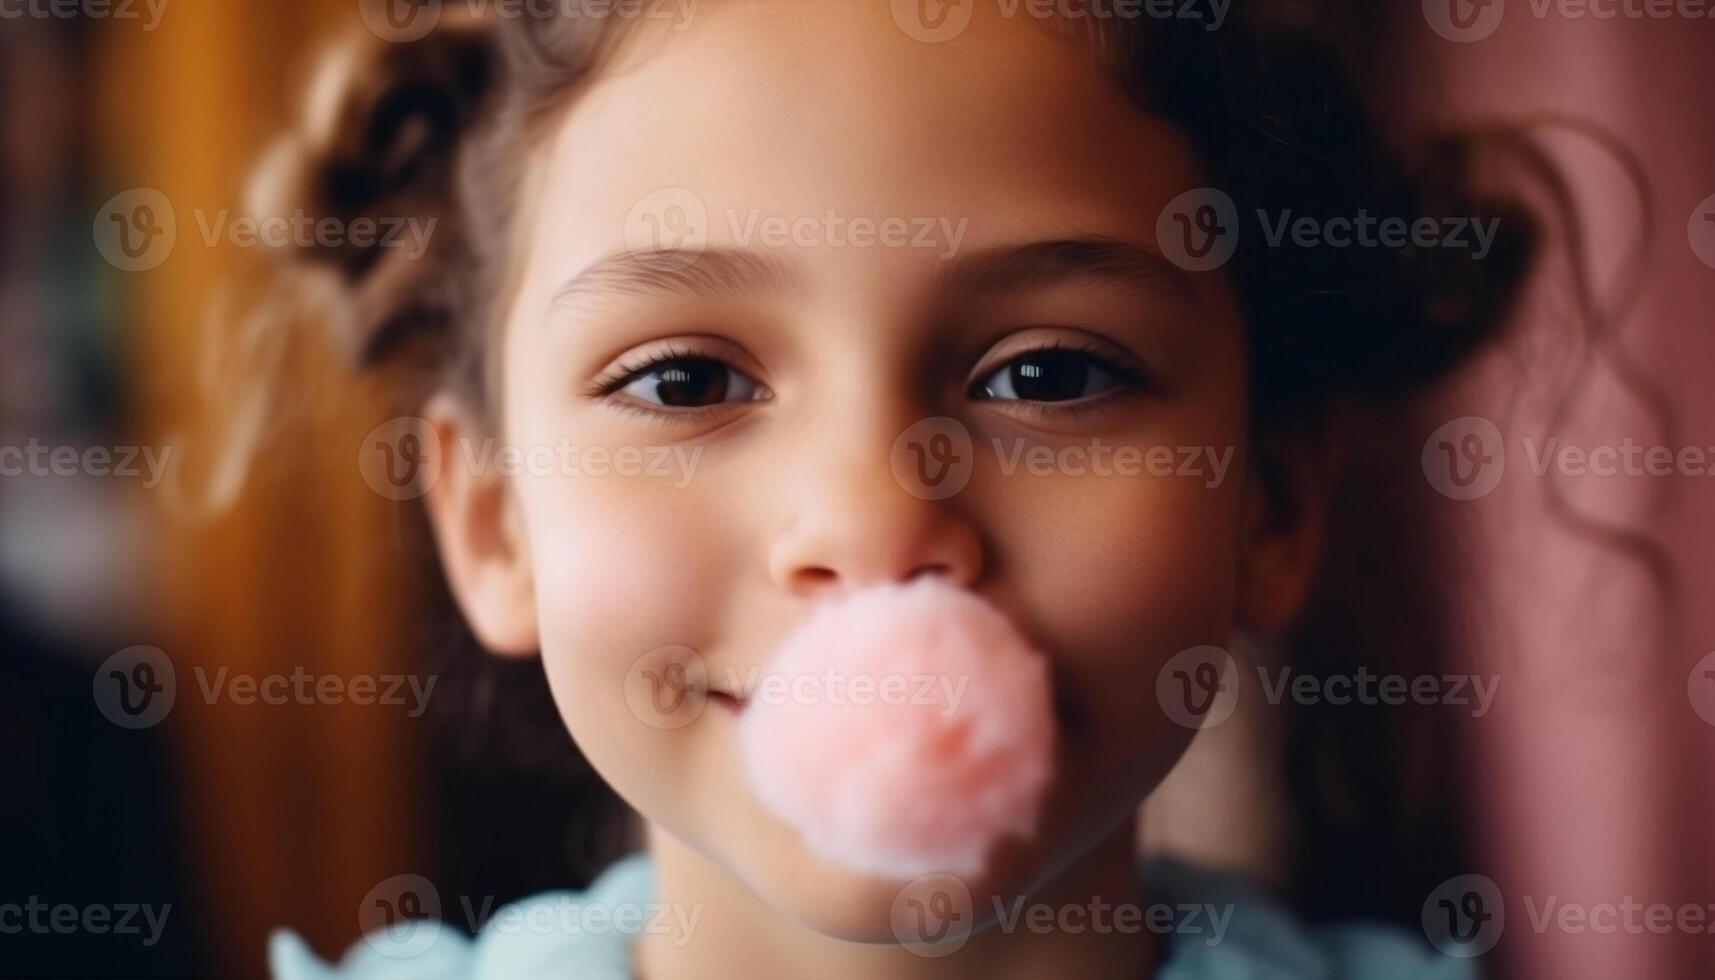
{"left": 513, "top": 1, "right": 1207, "bottom": 305}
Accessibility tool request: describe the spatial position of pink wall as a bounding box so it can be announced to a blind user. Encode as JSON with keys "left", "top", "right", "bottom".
{"left": 1386, "top": 7, "right": 1715, "bottom": 978}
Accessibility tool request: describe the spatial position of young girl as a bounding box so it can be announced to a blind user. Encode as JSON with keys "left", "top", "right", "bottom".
{"left": 261, "top": 2, "right": 1535, "bottom": 976}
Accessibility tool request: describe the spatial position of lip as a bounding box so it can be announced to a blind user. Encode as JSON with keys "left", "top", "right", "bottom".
{"left": 709, "top": 689, "right": 748, "bottom": 713}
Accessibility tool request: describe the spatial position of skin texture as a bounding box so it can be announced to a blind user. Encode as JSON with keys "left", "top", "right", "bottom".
{"left": 422, "top": 3, "right": 1322, "bottom": 977}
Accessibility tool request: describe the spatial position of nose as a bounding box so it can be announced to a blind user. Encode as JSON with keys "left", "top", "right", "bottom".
{"left": 768, "top": 424, "right": 984, "bottom": 597}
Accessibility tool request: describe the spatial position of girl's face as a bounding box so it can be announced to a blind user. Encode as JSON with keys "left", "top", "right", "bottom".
{"left": 430, "top": 1, "right": 1306, "bottom": 942}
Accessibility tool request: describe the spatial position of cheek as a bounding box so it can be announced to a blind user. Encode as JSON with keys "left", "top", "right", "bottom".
{"left": 500, "top": 344, "right": 734, "bottom": 678}
{"left": 504, "top": 453, "right": 738, "bottom": 801}
{"left": 974, "top": 433, "right": 1249, "bottom": 826}
{"left": 519, "top": 476, "right": 724, "bottom": 647}
{"left": 997, "top": 466, "right": 1243, "bottom": 715}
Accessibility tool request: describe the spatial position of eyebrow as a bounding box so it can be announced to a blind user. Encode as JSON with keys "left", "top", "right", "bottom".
{"left": 544, "top": 247, "right": 800, "bottom": 319}
{"left": 543, "top": 235, "right": 1195, "bottom": 321}
{"left": 935, "top": 237, "right": 1197, "bottom": 303}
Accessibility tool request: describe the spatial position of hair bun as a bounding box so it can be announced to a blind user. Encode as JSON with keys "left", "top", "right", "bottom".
{"left": 247, "top": 15, "right": 496, "bottom": 367}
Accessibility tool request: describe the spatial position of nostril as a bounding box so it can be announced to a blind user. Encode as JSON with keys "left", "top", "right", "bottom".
{"left": 793, "top": 567, "right": 840, "bottom": 591}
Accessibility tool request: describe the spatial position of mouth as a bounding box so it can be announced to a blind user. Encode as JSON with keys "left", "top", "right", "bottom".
{"left": 709, "top": 689, "right": 748, "bottom": 714}
{"left": 708, "top": 685, "right": 1075, "bottom": 728}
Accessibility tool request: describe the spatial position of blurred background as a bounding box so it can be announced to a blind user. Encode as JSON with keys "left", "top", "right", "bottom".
{"left": 0, "top": 2, "right": 1712, "bottom": 977}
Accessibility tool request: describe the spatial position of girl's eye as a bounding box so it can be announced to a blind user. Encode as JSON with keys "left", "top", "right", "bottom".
{"left": 614, "top": 356, "right": 763, "bottom": 409}
{"left": 972, "top": 348, "right": 1126, "bottom": 403}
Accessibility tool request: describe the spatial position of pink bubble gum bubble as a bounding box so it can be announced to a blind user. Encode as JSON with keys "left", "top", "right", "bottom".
{"left": 738, "top": 577, "right": 1056, "bottom": 880}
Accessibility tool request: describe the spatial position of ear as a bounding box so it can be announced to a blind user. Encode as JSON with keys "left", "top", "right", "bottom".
{"left": 1235, "top": 434, "right": 1328, "bottom": 633}
{"left": 420, "top": 393, "right": 539, "bottom": 657}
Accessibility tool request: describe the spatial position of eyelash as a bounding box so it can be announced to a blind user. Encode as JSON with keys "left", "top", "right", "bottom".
{"left": 585, "top": 339, "right": 1149, "bottom": 419}
{"left": 587, "top": 343, "right": 699, "bottom": 397}
{"left": 969, "top": 339, "right": 1150, "bottom": 416}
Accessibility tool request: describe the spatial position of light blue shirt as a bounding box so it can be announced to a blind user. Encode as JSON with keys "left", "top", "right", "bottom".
{"left": 272, "top": 855, "right": 1475, "bottom": 979}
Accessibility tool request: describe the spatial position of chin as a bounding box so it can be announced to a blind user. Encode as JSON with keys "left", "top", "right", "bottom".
{"left": 714, "top": 798, "right": 1074, "bottom": 947}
